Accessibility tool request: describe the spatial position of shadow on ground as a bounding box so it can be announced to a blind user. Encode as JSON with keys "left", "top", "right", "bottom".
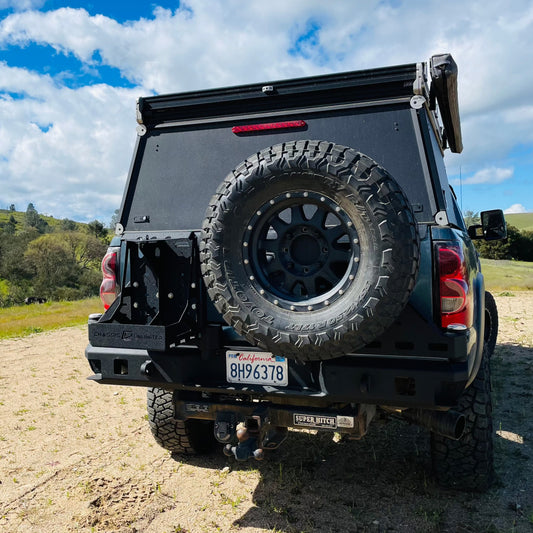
{"left": 172, "top": 343, "right": 533, "bottom": 533}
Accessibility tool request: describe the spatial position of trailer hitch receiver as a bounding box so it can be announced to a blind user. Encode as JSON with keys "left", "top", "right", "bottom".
{"left": 222, "top": 415, "right": 287, "bottom": 461}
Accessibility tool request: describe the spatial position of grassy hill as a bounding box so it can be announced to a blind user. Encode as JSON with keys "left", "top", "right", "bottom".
{"left": 0, "top": 208, "right": 82, "bottom": 232}
{"left": 0, "top": 297, "right": 101, "bottom": 339}
{"left": 505, "top": 212, "right": 533, "bottom": 232}
{"left": 481, "top": 258, "right": 533, "bottom": 291}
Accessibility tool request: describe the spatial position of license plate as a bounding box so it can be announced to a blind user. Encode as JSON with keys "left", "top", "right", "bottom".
{"left": 226, "top": 350, "right": 288, "bottom": 386}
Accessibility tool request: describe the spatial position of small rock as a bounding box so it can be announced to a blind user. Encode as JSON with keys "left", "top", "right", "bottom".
{"left": 221, "top": 466, "right": 230, "bottom": 474}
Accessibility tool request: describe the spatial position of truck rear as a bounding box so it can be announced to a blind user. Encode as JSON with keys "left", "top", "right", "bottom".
{"left": 86, "top": 54, "right": 506, "bottom": 491}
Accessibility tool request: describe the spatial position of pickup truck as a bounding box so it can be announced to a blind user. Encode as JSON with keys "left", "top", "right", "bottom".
{"left": 86, "top": 53, "right": 506, "bottom": 492}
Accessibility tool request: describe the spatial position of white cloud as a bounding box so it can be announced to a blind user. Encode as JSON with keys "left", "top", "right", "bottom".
{"left": 1, "top": 1, "right": 533, "bottom": 220}
{"left": 504, "top": 204, "right": 528, "bottom": 214}
{"left": 0, "top": 62, "right": 138, "bottom": 222}
{"left": 0, "top": 0, "right": 44, "bottom": 10}
{"left": 0, "top": 4, "right": 322, "bottom": 92}
{"left": 450, "top": 167, "right": 513, "bottom": 186}
{"left": 2, "top": 2, "right": 533, "bottom": 111}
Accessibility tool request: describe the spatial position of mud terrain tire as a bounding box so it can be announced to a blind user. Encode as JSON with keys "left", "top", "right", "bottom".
{"left": 431, "top": 346, "right": 494, "bottom": 492}
{"left": 200, "top": 140, "right": 419, "bottom": 360}
{"left": 147, "top": 388, "right": 215, "bottom": 455}
{"left": 484, "top": 291, "right": 498, "bottom": 358}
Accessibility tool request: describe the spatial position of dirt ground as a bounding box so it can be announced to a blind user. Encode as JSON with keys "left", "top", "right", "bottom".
{"left": 0, "top": 293, "right": 532, "bottom": 533}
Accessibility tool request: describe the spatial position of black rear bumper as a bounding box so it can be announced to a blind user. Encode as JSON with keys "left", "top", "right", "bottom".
{"left": 85, "top": 342, "right": 469, "bottom": 410}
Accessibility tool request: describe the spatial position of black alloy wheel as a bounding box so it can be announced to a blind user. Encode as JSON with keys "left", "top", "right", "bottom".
{"left": 245, "top": 191, "right": 360, "bottom": 311}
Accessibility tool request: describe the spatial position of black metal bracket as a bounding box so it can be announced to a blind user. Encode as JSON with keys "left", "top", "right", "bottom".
{"left": 89, "top": 234, "right": 203, "bottom": 351}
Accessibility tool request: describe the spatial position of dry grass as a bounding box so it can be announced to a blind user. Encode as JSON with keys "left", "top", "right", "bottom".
{"left": 481, "top": 258, "right": 533, "bottom": 292}
{"left": 0, "top": 297, "right": 102, "bottom": 339}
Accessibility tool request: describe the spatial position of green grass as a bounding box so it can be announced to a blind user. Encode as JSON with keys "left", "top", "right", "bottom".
{"left": 505, "top": 212, "right": 533, "bottom": 232}
{"left": 0, "top": 208, "right": 70, "bottom": 231}
{"left": 481, "top": 258, "right": 533, "bottom": 292}
{"left": 0, "top": 297, "right": 102, "bottom": 340}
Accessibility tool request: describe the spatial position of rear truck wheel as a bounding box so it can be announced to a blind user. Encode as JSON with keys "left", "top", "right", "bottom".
{"left": 200, "top": 140, "right": 420, "bottom": 360}
{"left": 147, "top": 388, "right": 215, "bottom": 455}
{"left": 431, "top": 346, "right": 494, "bottom": 492}
{"left": 484, "top": 290, "right": 498, "bottom": 358}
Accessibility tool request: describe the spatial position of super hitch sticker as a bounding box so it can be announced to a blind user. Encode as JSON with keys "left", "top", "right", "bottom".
{"left": 293, "top": 414, "right": 355, "bottom": 430}
{"left": 293, "top": 414, "right": 337, "bottom": 429}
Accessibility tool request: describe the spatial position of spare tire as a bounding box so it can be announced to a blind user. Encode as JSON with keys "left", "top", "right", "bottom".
{"left": 200, "top": 140, "right": 419, "bottom": 360}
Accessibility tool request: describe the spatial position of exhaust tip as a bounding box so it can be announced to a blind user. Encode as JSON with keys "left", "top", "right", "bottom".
{"left": 453, "top": 413, "right": 466, "bottom": 440}
{"left": 402, "top": 409, "right": 466, "bottom": 440}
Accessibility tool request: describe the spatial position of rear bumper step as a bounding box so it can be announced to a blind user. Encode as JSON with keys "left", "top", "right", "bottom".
{"left": 86, "top": 344, "right": 469, "bottom": 409}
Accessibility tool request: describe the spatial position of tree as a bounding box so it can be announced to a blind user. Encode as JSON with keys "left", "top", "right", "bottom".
{"left": 2, "top": 223, "right": 15, "bottom": 236}
{"left": 61, "top": 218, "right": 78, "bottom": 231}
{"left": 9, "top": 204, "right": 16, "bottom": 211}
{"left": 509, "top": 229, "right": 533, "bottom": 262}
{"left": 0, "top": 228, "right": 39, "bottom": 284}
{"left": 61, "top": 231, "right": 107, "bottom": 270}
{"left": 86, "top": 219, "right": 108, "bottom": 240}
{"left": 474, "top": 224, "right": 521, "bottom": 260}
{"left": 24, "top": 203, "right": 39, "bottom": 227}
{"left": 3, "top": 215, "right": 17, "bottom": 235}
{"left": 463, "top": 210, "right": 479, "bottom": 228}
{"left": 24, "top": 231, "right": 107, "bottom": 299}
{"left": 24, "top": 203, "right": 48, "bottom": 233}
{"left": 24, "top": 234, "right": 79, "bottom": 297}
{"left": 109, "top": 208, "right": 120, "bottom": 230}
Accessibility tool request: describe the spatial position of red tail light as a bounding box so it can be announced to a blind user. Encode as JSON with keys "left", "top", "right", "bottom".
{"left": 100, "top": 248, "right": 120, "bottom": 310}
{"left": 436, "top": 243, "right": 473, "bottom": 328}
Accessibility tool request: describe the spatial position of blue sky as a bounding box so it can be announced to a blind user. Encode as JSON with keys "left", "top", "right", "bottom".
{"left": 0, "top": 0, "right": 532, "bottom": 223}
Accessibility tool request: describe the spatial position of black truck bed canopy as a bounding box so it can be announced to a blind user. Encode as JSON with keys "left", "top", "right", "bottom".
{"left": 118, "top": 54, "right": 463, "bottom": 234}
{"left": 136, "top": 55, "right": 462, "bottom": 154}
{"left": 137, "top": 62, "right": 419, "bottom": 127}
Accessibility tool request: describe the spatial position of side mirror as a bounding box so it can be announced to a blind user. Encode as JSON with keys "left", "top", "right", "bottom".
{"left": 468, "top": 209, "right": 507, "bottom": 241}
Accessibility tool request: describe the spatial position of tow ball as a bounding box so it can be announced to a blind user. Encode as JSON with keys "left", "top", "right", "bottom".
{"left": 221, "top": 415, "right": 287, "bottom": 461}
